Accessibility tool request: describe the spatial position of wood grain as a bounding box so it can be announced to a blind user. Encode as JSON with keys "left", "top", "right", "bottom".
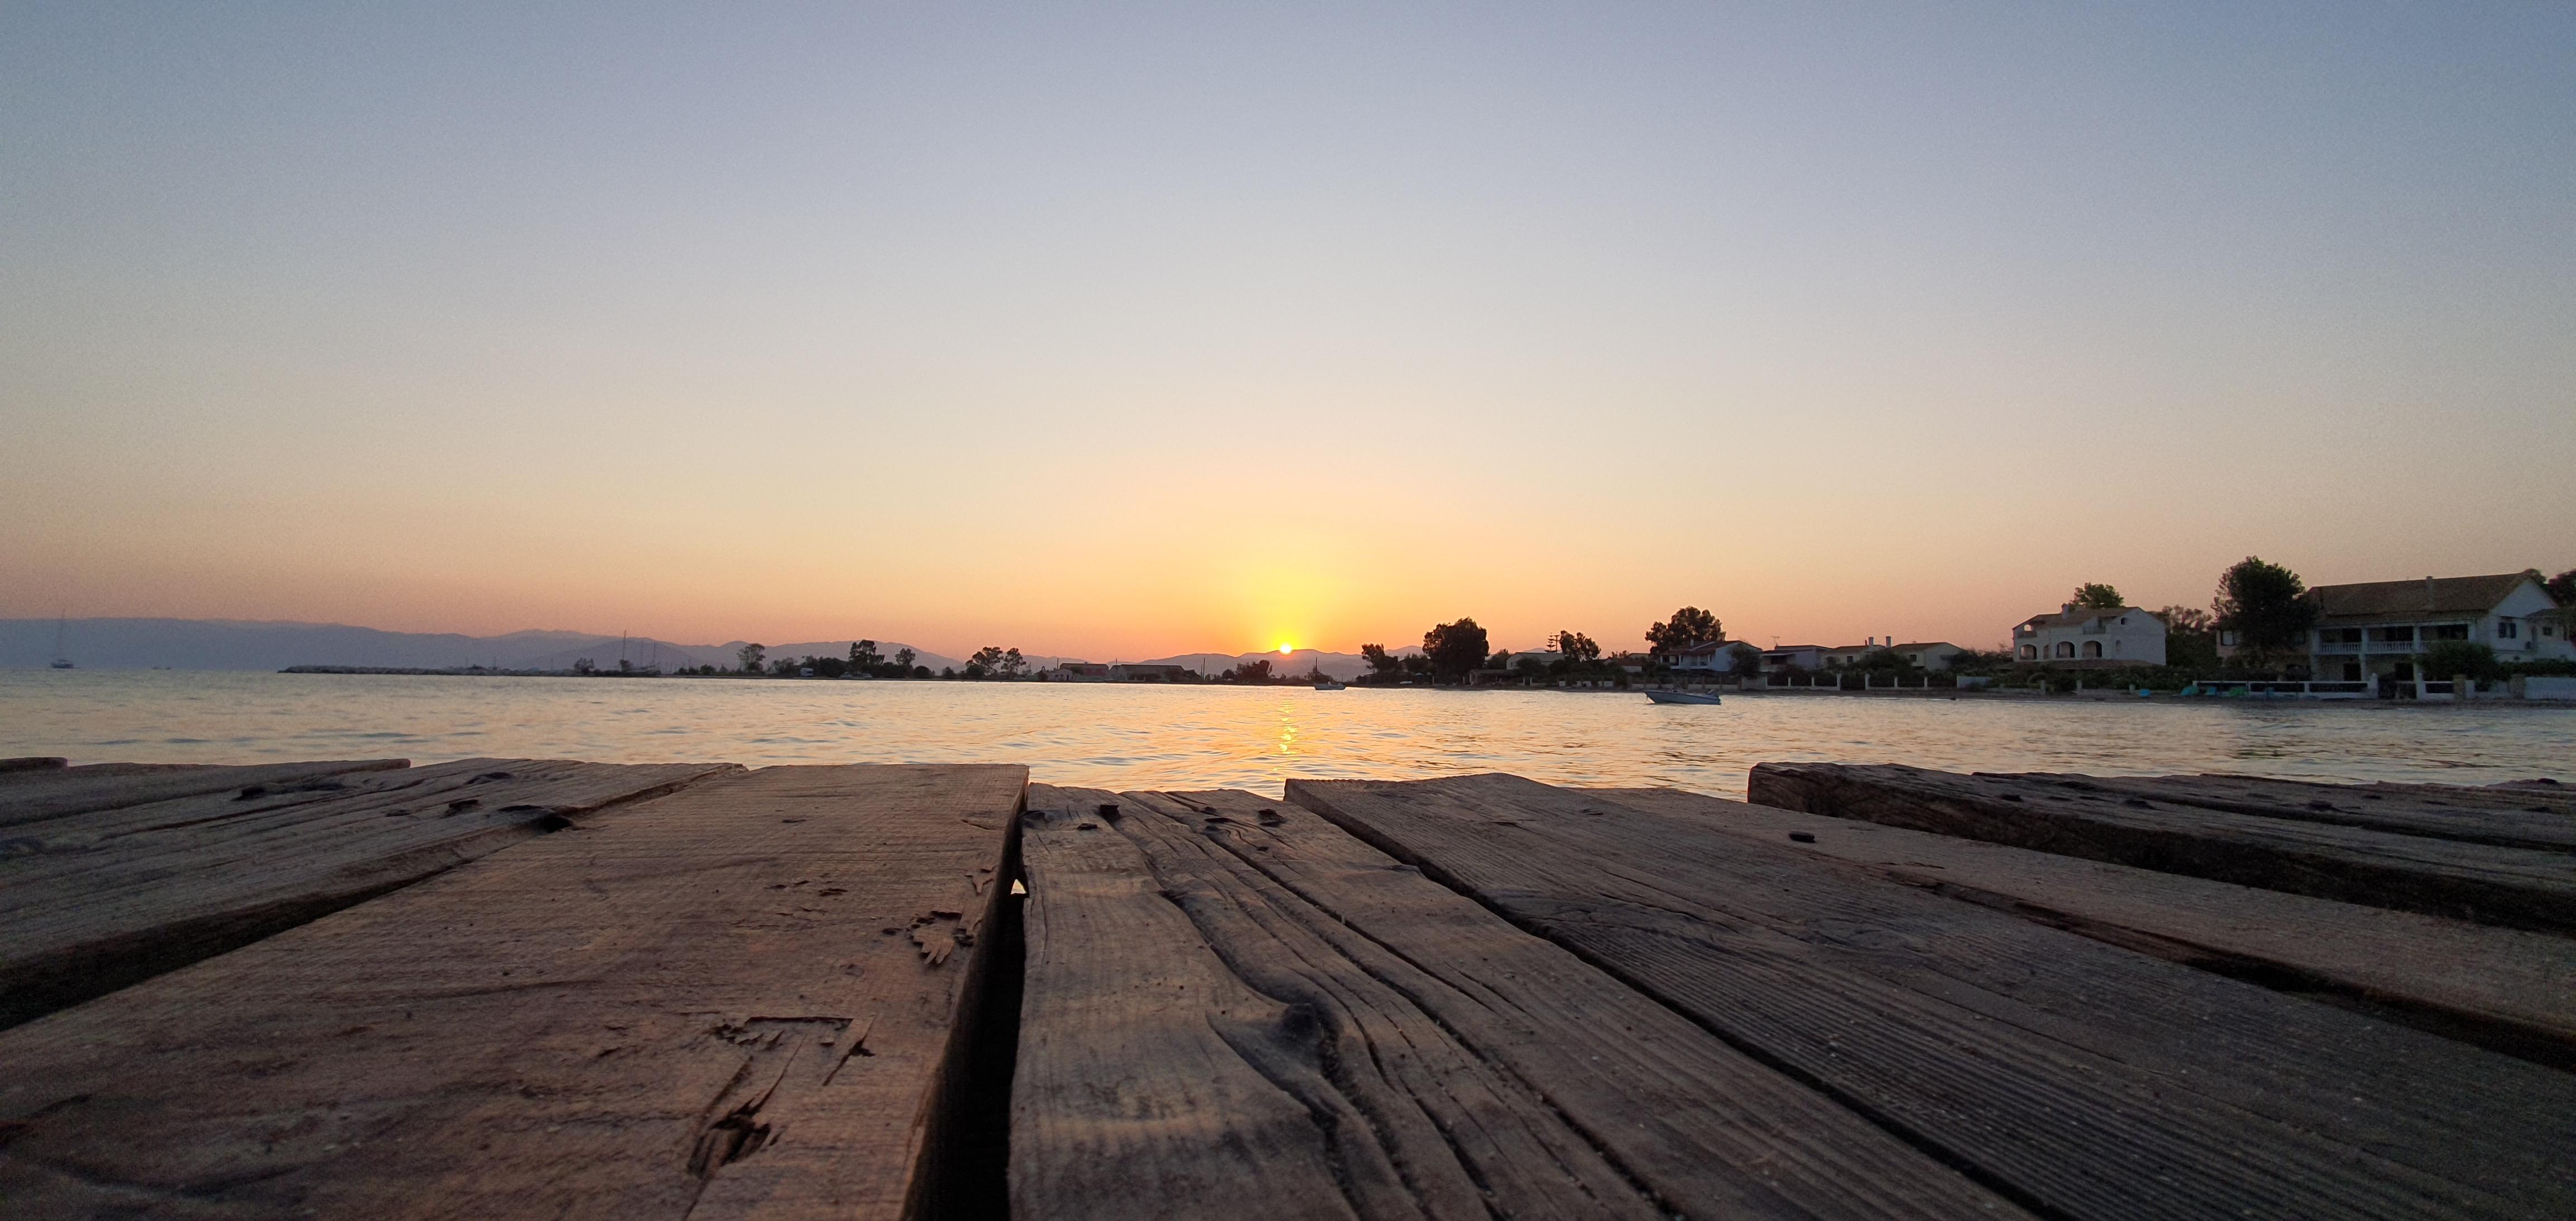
{"left": 0, "top": 757, "right": 737, "bottom": 1028}
{"left": 0, "top": 763, "right": 1024, "bottom": 1220}
{"left": 1291, "top": 773, "right": 2576, "bottom": 1221}
{"left": 1600, "top": 785, "right": 2576, "bottom": 1062}
{"left": 0, "top": 759, "right": 409, "bottom": 828}
{"left": 1011, "top": 784, "right": 2028, "bottom": 1221}
{"left": 1986, "top": 771, "right": 2576, "bottom": 853}
{"left": 1749, "top": 763, "right": 2576, "bottom": 931}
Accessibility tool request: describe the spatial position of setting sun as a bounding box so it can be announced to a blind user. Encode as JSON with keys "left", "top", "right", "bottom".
{"left": 1277, "top": 643, "right": 1294, "bottom": 655}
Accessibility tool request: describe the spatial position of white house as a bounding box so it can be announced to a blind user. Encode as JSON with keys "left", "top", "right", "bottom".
{"left": 2281, "top": 572, "right": 2572, "bottom": 682}
{"left": 1816, "top": 638, "right": 1967, "bottom": 671}
{"left": 1665, "top": 640, "right": 1761, "bottom": 674}
{"left": 1762, "top": 644, "right": 1828, "bottom": 671}
{"left": 2014, "top": 605, "right": 2168, "bottom": 667}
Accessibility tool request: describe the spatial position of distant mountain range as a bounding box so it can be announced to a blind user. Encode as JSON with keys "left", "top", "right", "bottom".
{"left": 1, "top": 619, "right": 959, "bottom": 674}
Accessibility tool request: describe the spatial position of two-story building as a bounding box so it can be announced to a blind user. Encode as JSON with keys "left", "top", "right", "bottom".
{"left": 2014, "top": 605, "right": 2168, "bottom": 666}
{"left": 1664, "top": 640, "right": 1761, "bottom": 674}
{"left": 1761, "top": 645, "right": 1829, "bottom": 671}
{"left": 2284, "top": 572, "right": 2570, "bottom": 682}
{"left": 1817, "top": 638, "right": 1967, "bottom": 671}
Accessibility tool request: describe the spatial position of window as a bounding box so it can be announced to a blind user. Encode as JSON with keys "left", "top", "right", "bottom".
{"left": 2498, "top": 619, "right": 2520, "bottom": 640}
{"left": 2431, "top": 624, "right": 2469, "bottom": 641}
{"left": 2018, "top": 645, "right": 2038, "bottom": 660}
{"left": 2083, "top": 641, "right": 2104, "bottom": 659}
{"left": 2054, "top": 642, "right": 2075, "bottom": 659}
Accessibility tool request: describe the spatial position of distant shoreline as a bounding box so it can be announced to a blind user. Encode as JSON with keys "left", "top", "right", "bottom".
{"left": 221, "top": 668, "right": 2574, "bottom": 707}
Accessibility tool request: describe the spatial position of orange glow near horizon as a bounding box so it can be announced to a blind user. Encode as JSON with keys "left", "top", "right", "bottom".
{"left": 1278, "top": 642, "right": 1294, "bottom": 655}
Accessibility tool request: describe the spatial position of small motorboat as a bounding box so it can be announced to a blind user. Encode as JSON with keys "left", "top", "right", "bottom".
{"left": 1645, "top": 689, "right": 1721, "bottom": 705}
{"left": 1314, "top": 680, "right": 1346, "bottom": 690}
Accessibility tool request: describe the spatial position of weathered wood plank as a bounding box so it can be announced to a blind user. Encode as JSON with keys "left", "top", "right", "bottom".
{"left": 1600, "top": 785, "right": 2576, "bottom": 1063}
{"left": 1749, "top": 762, "right": 2576, "bottom": 931}
{"left": 0, "top": 758, "right": 409, "bottom": 827}
{"left": 0, "top": 763, "right": 1025, "bottom": 1220}
{"left": 0, "top": 757, "right": 738, "bottom": 1029}
{"left": 1989, "top": 771, "right": 2576, "bottom": 853}
{"left": 1012, "top": 784, "right": 2028, "bottom": 1221}
{"left": 1291, "top": 774, "right": 2576, "bottom": 1221}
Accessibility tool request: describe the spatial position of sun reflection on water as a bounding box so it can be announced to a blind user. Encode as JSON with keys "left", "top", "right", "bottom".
{"left": 4, "top": 670, "right": 2570, "bottom": 800}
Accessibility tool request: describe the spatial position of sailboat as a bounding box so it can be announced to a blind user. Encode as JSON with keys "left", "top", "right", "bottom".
{"left": 50, "top": 617, "right": 74, "bottom": 669}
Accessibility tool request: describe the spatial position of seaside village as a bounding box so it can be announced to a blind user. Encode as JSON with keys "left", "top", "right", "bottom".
{"left": 1046, "top": 566, "right": 2576, "bottom": 701}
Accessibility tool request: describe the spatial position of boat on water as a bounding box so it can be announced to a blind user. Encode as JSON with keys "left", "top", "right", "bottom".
{"left": 1314, "top": 680, "right": 1346, "bottom": 690}
{"left": 50, "top": 616, "right": 74, "bottom": 669}
{"left": 1645, "top": 689, "right": 1721, "bottom": 705}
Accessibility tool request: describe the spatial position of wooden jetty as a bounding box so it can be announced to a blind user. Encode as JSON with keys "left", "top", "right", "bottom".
{"left": 3, "top": 756, "right": 2572, "bottom": 1218}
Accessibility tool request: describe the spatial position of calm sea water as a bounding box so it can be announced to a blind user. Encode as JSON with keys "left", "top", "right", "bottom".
{"left": 10, "top": 669, "right": 2565, "bottom": 803}
{"left": 2, "top": 669, "right": 2570, "bottom": 798}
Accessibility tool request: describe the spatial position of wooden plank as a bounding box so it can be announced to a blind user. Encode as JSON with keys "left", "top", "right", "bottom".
{"left": 1749, "top": 763, "right": 2576, "bottom": 932}
{"left": 1986, "top": 771, "right": 2576, "bottom": 853}
{"left": 1012, "top": 784, "right": 2028, "bottom": 1221}
{"left": 0, "top": 764, "right": 1025, "bottom": 1220}
{"left": 2362, "top": 777, "right": 2576, "bottom": 815}
{"left": 0, "top": 757, "right": 739, "bottom": 1029}
{"left": 0, "top": 758, "right": 410, "bottom": 827}
{"left": 1600, "top": 785, "right": 2576, "bottom": 1064}
{"left": 1290, "top": 774, "right": 2576, "bottom": 1221}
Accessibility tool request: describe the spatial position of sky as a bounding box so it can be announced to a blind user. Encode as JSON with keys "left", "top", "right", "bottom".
{"left": 5, "top": 2, "right": 2571, "bottom": 660}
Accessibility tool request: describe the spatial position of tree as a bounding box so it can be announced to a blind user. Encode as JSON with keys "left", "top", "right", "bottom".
{"left": 811, "top": 654, "right": 846, "bottom": 679}
{"left": 894, "top": 647, "right": 916, "bottom": 673}
{"left": 1001, "top": 647, "right": 1026, "bottom": 678}
{"left": 572, "top": 657, "right": 597, "bottom": 675}
{"left": 2153, "top": 605, "right": 2218, "bottom": 670}
{"left": 1422, "top": 618, "right": 1491, "bottom": 682}
{"left": 1645, "top": 608, "right": 1722, "bottom": 653}
{"left": 1359, "top": 643, "right": 1401, "bottom": 678}
{"left": 770, "top": 656, "right": 801, "bottom": 675}
{"left": 1729, "top": 643, "right": 1764, "bottom": 675}
{"left": 2156, "top": 605, "right": 2212, "bottom": 634}
{"left": 1229, "top": 658, "right": 1274, "bottom": 683}
{"left": 1556, "top": 630, "right": 1601, "bottom": 663}
{"left": 737, "top": 643, "right": 766, "bottom": 674}
{"left": 969, "top": 646, "right": 1005, "bottom": 675}
{"left": 851, "top": 640, "right": 882, "bottom": 672}
{"left": 2422, "top": 640, "right": 2501, "bottom": 683}
{"left": 2546, "top": 569, "right": 2576, "bottom": 605}
{"left": 2071, "top": 583, "right": 2124, "bottom": 609}
{"left": 2213, "top": 557, "right": 2318, "bottom": 662}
